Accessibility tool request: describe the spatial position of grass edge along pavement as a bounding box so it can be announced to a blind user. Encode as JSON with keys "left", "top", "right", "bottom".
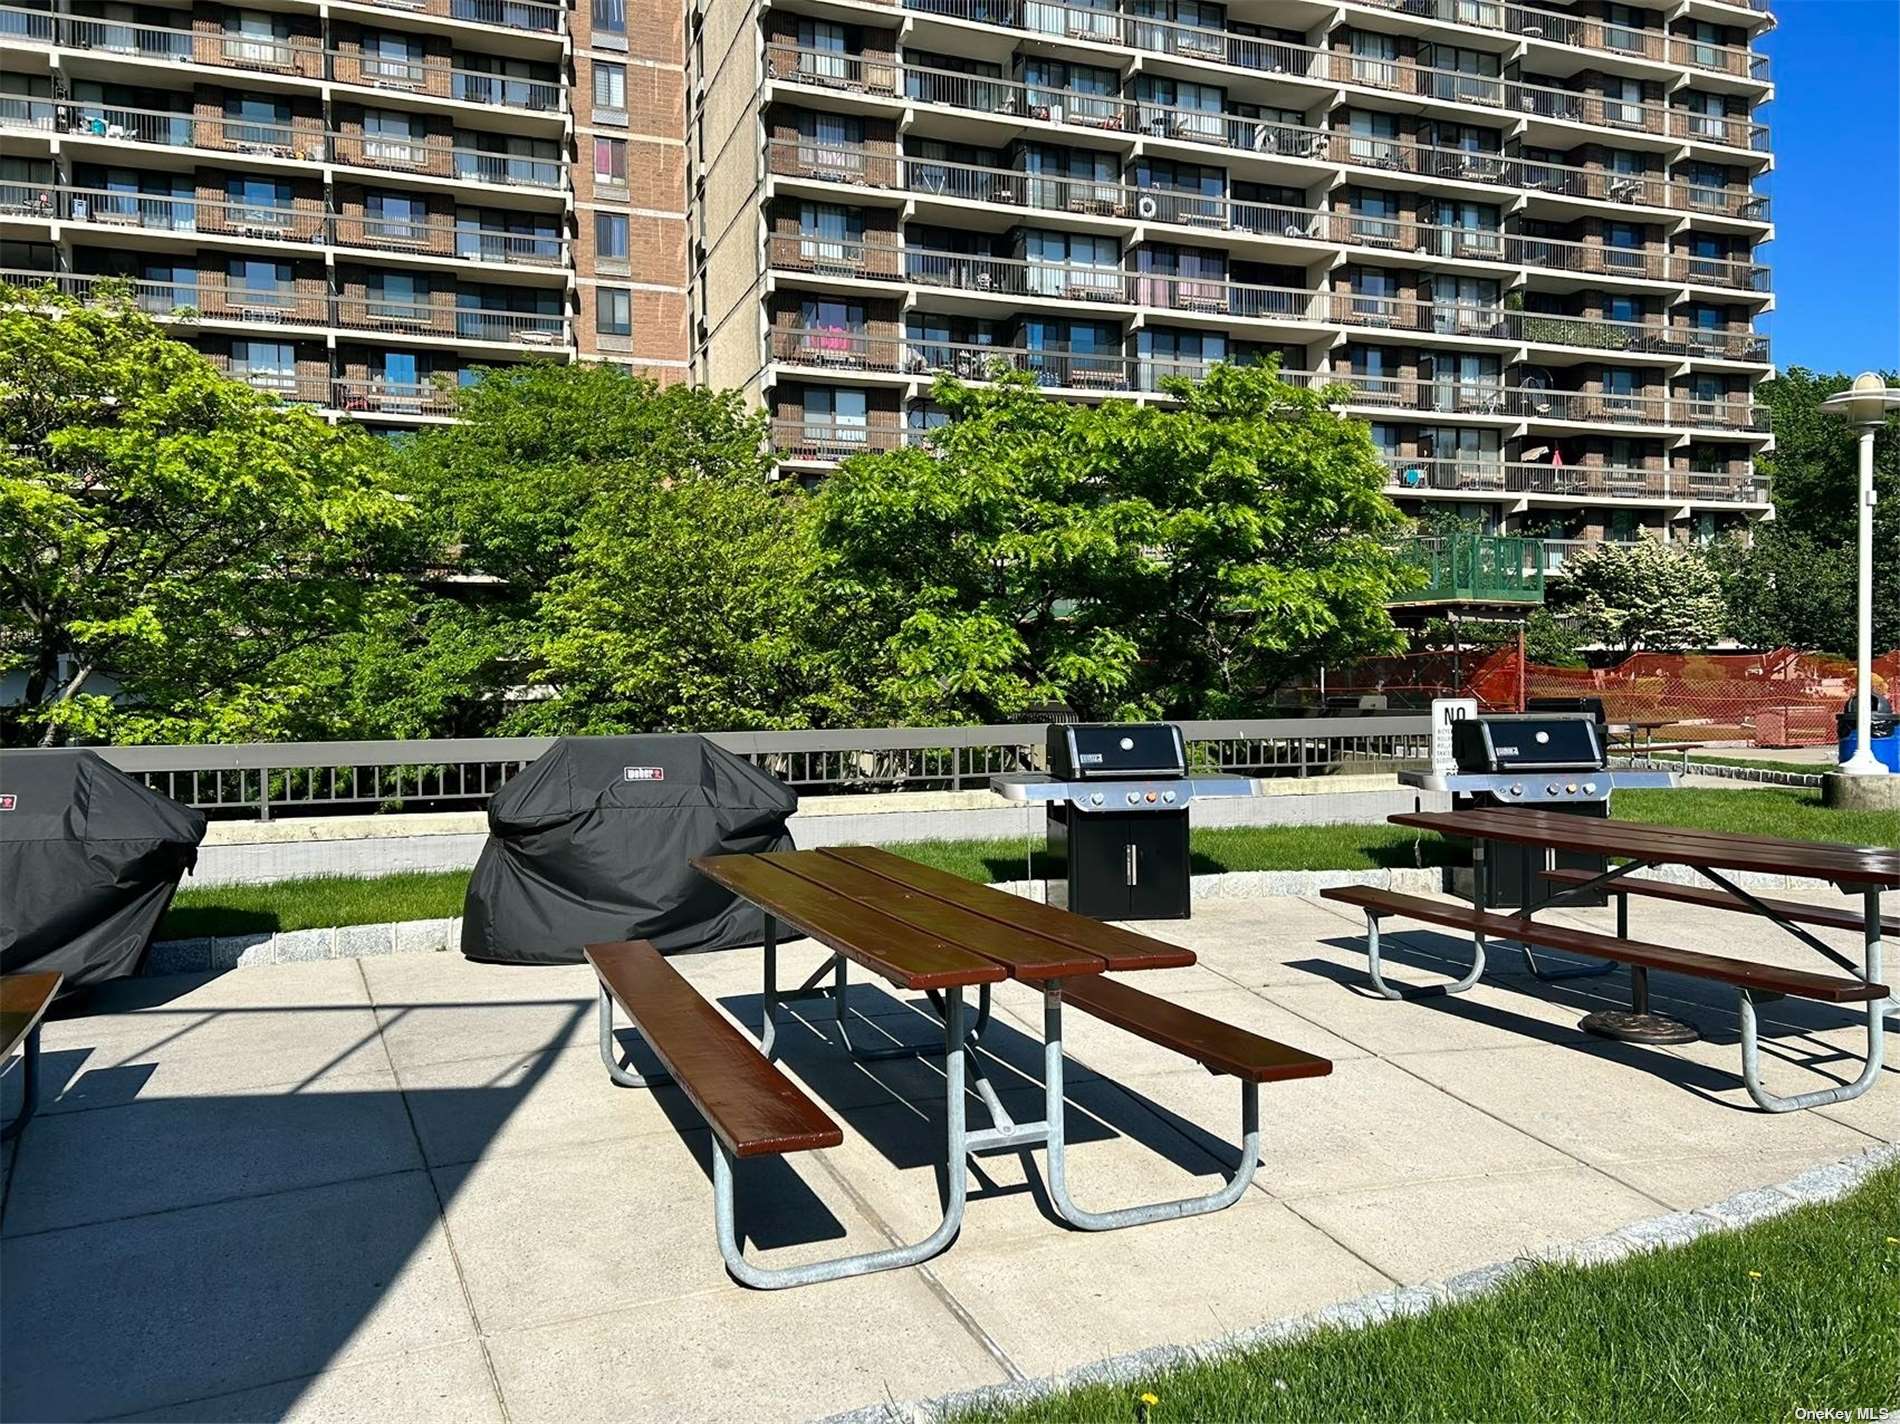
{"left": 920, "top": 1150, "right": 1900, "bottom": 1424}
{"left": 159, "top": 786, "right": 1900, "bottom": 941}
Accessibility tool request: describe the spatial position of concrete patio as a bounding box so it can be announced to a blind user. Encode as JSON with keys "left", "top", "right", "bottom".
{"left": 2, "top": 891, "right": 1893, "bottom": 1422}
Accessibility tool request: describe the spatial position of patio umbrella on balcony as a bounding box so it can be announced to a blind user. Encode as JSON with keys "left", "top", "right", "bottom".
{"left": 0, "top": 749, "right": 206, "bottom": 993}
{"left": 460, "top": 735, "right": 797, "bottom": 965}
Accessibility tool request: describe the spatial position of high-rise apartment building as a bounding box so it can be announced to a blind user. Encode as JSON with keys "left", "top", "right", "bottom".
{"left": 2, "top": 0, "right": 1776, "bottom": 565}
{"left": 1, "top": 0, "right": 692, "bottom": 423}
{"left": 692, "top": 0, "right": 1775, "bottom": 562}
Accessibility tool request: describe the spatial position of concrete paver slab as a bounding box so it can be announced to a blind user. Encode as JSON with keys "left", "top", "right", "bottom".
{"left": 128, "top": 1341, "right": 504, "bottom": 1424}
{"left": 0, "top": 1171, "right": 477, "bottom": 1422}
{"left": 1, "top": 1069, "right": 417, "bottom": 1237}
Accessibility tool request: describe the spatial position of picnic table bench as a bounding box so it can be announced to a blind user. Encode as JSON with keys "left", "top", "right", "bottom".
{"left": 1323, "top": 808, "right": 1897, "bottom": 1113}
{"left": 587, "top": 845, "right": 1330, "bottom": 1289}
{"left": 2, "top": 972, "right": 61, "bottom": 1141}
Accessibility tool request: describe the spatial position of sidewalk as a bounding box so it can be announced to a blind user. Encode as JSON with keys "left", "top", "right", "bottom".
{"left": 2, "top": 893, "right": 1891, "bottom": 1421}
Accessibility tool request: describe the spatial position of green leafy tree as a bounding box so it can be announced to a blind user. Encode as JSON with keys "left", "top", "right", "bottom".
{"left": 1742, "top": 368, "right": 1899, "bottom": 651}
{"left": 1709, "top": 527, "right": 1858, "bottom": 655}
{"left": 0, "top": 284, "right": 406, "bottom": 746}
{"left": 1553, "top": 537, "right": 1726, "bottom": 655}
{"left": 305, "top": 364, "right": 789, "bottom": 737}
{"left": 813, "top": 364, "right": 1412, "bottom": 722}
{"left": 519, "top": 467, "right": 863, "bottom": 732}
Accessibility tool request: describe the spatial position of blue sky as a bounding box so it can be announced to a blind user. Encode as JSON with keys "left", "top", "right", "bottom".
{"left": 1762, "top": 0, "right": 1900, "bottom": 373}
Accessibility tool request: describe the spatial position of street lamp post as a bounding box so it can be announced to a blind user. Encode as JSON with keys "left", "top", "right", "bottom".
{"left": 1820, "top": 372, "right": 1900, "bottom": 776}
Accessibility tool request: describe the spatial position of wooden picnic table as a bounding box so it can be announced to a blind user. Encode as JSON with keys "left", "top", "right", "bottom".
{"left": 1331, "top": 809, "right": 1897, "bottom": 1112}
{"left": 2, "top": 972, "right": 62, "bottom": 1141}
{"left": 588, "top": 845, "right": 1329, "bottom": 1288}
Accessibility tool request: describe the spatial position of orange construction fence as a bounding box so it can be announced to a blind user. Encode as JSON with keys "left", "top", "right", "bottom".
{"left": 1311, "top": 646, "right": 1899, "bottom": 747}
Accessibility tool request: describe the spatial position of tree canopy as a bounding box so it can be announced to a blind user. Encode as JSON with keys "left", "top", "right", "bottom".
{"left": 1553, "top": 537, "right": 1726, "bottom": 655}
{"left": 813, "top": 364, "right": 1412, "bottom": 722}
{"left": 0, "top": 284, "right": 406, "bottom": 746}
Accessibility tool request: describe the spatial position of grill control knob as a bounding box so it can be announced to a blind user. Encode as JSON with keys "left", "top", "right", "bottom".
{"left": 1509, "top": 783, "right": 1523, "bottom": 796}
{"left": 1119, "top": 736, "right": 1134, "bottom": 750}
{"left": 1565, "top": 782, "right": 1578, "bottom": 794}
{"left": 1126, "top": 791, "right": 1140, "bottom": 805}
{"left": 1547, "top": 783, "right": 1558, "bottom": 795}
{"left": 1145, "top": 791, "right": 1157, "bottom": 803}
{"left": 1162, "top": 790, "right": 1176, "bottom": 803}
{"left": 1583, "top": 781, "right": 1598, "bottom": 794}
{"left": 1090, "top": 792, "right": 1104, "bottom": 806}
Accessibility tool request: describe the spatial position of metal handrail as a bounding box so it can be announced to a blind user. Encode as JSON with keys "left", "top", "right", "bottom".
{"left": 1382, "top": 457, "right": 1771, "bottom": 502}
{"left": 76, "top": 714, "right": 1436, "bottom": 817}
{"left": 769, "top": 40, "right": 1768, "bottom": 156}
{"left": 0, "top": 5, "right": 563, "bottom": 109}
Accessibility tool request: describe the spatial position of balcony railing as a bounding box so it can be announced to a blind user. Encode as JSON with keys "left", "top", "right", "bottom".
{"left": 1391, "top": 533, "right": 1544, "bottom": 604}
{"left": 908, "top": 0, "right": 1768, "bottom": 80}
{"left": 1, "top": 268, "right": 570, "bottom": 348}
{"left": 1541, "top": 538, "right": 1639, "bottom": 574}
{"left": 1384, "top": 458, "right": 1769, "bottom": 503}
{"left": 761, "top": 241, "right": 1771, "bottom": 356}
{"left": 3, "top": 185, "right": 566, "bottom": 266}
{"left": 766, "top": 130, "right": 1769, "bottom": 223}
{"left": 350, "top": 0, "right": 564, "bottom": 34}
{"left": 205, "top": 353, "right": 329, "bottom": 404}
{"left": 332, "top": 378, "right": 461, "bottom": 416}
{"left": 0, "top": 101, "right": 563, "bottom": 188}
{"left": 775, "top": 41, "right": 1763, "bottom": 157}
{"left": 769, "top": 420, "right": 911, "bottom": 461}
{"left": 334, "top": 296, "right": 566, "bottom": 343}
{"left": 1338, "top": 377, "right": 1765, "bottom": 431}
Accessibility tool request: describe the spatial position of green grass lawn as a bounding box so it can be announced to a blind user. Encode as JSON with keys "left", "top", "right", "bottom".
{"left": 161, "top": 786, "right": 1899, "bottom": 939}
{"left": 956, "top": 1162, "right": 1900, "bottom": 1424}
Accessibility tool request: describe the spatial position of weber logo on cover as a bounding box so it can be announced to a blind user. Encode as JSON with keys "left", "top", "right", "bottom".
{"left": 0, "top": 794, "right": 15, "bottom": 811}
{"left": 621, "top": 767, "right": 665, "bottom": 782}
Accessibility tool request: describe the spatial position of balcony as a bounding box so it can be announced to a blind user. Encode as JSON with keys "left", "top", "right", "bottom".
{"left": 332, "top": 377, "right": 460, "bottom": 416}
{"left": 1382, "top": 457, "right": 1770, "bottom": 503}
{"left": 350, "top": 0, "right": 564, "bottom": 35}
{"left": 765, "top": 232, "right": 906, "bottom": 280}
{"left": 206, "top": 353, "right": 329, "bottom": 404}
{"left": 1334, "top": 377, "right": 1766, "bottom": 432}
{"left": 907, "top": 0, "right": 1766, "bottom": 83}
{"left": 1390, "top": 534, "right": 1545, "bottom": 606}
{"left": 770, "top": 420, "right": 910, "bottom": 462}
{"left": 1542, "top": 538, "right": 1638, "bottom": 574}
{"left": 765, "top": 131, "right": 1769, "bottom": 227}
{"left": 769, "top": 327, "right": 1145, "bottom": 391}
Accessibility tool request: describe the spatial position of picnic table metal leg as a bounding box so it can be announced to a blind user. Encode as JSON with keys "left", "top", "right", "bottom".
{"left": 597, "top": 986, "right": 672, "bottom": 1089}
{"left": 0, "top": 1027, "right": 41, "bottom": 1142}
{"left": 1038, "top": 986, "right": 1261, "bottom": 1231}
{"left": 712, "top": 989, "right": 970, "bottom": 1288}
{"left": 1365, "top": 910, "right": 1484, "bottom": 1000}
{"left": 1514, "top": 845, "right": 1619, "bottom": 984}
{"left": 1579, "top": 892, "right": 1699, "bottom": 1045}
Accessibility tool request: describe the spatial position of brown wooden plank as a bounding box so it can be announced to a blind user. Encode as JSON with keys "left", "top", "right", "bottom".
{"left": 692, "top": 854, "right": 1005, "bottom": 991}
{"left": 821, "top": 846, "right": 1197, "bottom": 973}
{"left": 1060, "top": 975, "right": 1333, "bottom": 1084}
{"left": 1389, "top": 809, "right": 1900, "bottom": 887}
{"left": 1319, "top": 886, "right": 1889, "bottom": 1003}
{"left": 1542, "top": 869, "right": 1900, "bottom": 936}
{"left": 760, "top": 852, "right": 1103, "bottom": 982}
{"left": 585, "top": 940, "right": 842, "bottom": 1159}
{"left": 0, "top": 972, "right": 61, "bottom": 1062}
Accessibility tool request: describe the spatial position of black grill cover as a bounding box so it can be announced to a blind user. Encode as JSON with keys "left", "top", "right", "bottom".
{"left": 460, "top": 735, "right": 796, "bottom": 964}
{"left": 0, "top": 749, "right": 207, "bottom": 992}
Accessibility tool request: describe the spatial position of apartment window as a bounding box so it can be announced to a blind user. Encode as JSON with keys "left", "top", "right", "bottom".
{"left": 1605, "top": 293, "right": 1641, "bottom": 325}
{"left": 225, "top": 93, "right": 290, "bottom": 146}
{"left": 1432, "top": 275, "right": 1499, "bottom": 334}
{"left": 1348, "top": 31, "right": 1399, "bottom": 89}
{"left": 806, "top": 385, "right": 868, "bottom": 442}
{"left": 1603, "top": 2, "right": 1647, "bottom": 53}
{"left": 1421, "top": 425, "right": 1499, "bottom": 468}
{"left": 1345, "top": 109, "right": 1400, "bottom": 166}
{"left": 364, "top": 108, "right": 422, "bottom": 165}
{"left": 228, "top": 256, "right": 290, "bottom": 306}
{"left": 593, "top": 61, "right": 627, "bottom": 113}
{"left": 594, "top": 211, "right": 629, "bottom": 261}
{"left": 1422, "top": 44, "right": 1500, "bottom": 105}
{"left": 364, "top": 30, "right": 423, "bottom": 84}
{"left": 591, "top": 0, "right": 626, "bottom": 38}
{"left": 1432, "top": 353, "right": 1500, "bottom": 410}
{"left": 1346, "top": 343, "right": 1399, "bottom": 401}
{"left": 1680, "top": 91, "right": 1727, "bottom": 140}
{"left": 1350, "top": 188, "right": 1401, "bottom": 244}
{"left": 367, "top": 189, "right": 425, "bottom": 242}
{"left": 796, "top": 18, "right": 850, "bottom": 81}
{"left": 226, "top": 174, "right": 291, "bottom": 226}
{"left": 1683, "top": 161, "right": 1729, "bottom": 210}
{"left": 593, "top": 136, "right": 628, "bottom": 184}
{"left": 1140, "top": 328, "right": 1224, "bottom": 389}
{"left": 1434, "top": 198, "right": 1500, "bottom": 257}
{"left": 1023, "top": 228, "right": 1118, "bottom": 296}
{"left": 1605, "top": 221, "right": 1645, "bottom": 271}
{"left": 1605, "top": 77, "right": 1644, "bottom": 128}
{"left": 230, "top": 339, "right": 295, "bottom": 388}
{"left": 225, "top": 10, "right": 289, "bottom": 65}
{"left": 370, "top": 270, "right": 423, "bottom": 321}
{"left": 1347, "top": 265, "right": 1398, "bottom": 323}
{"left": 596, "top": 287, "right": 632, "bottom": 336}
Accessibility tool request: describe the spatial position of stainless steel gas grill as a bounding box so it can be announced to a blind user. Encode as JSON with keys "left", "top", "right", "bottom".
{"left": 1400, "top": 708, "right": 1676, "bottom": 910}
{"left": 989, "top": 723, "right": 1253, "bottom": 920}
